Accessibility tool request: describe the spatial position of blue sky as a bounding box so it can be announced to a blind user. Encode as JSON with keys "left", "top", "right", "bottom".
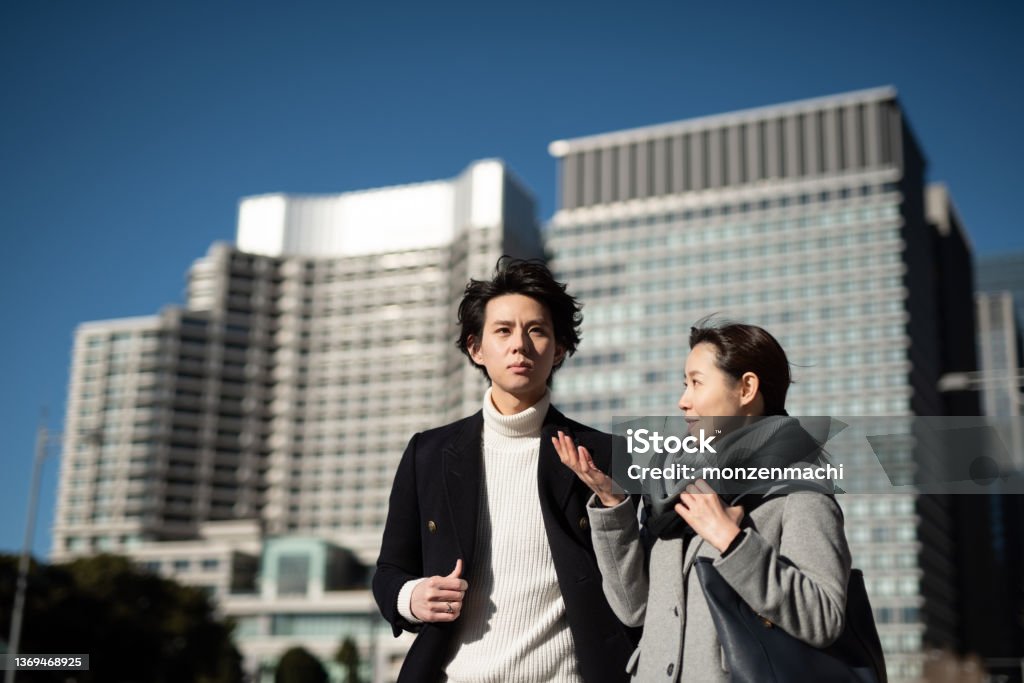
{"left": 2, "top": 0, "right": 1022, "bottom": 556}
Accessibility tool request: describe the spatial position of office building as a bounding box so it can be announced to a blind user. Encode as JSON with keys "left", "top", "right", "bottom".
{"left": 51, "top": 159, "right": 544, "bottom": 682}
{"left": 975, "top": 293, "right": 1023, "bottom": 419}
{"left": 975, "top": 250, "right": 1024, "bottom": 421}
{"left": 976, "top": 251, "right": 1024, "bottom": 338}
{"left": 546, "top": 87, "right": 983, "bottom": 681}
{"left": 973, "top": 257, "right": 1024, "bottom": 668}
{"left": 52, "top": 158, "right": 544, "bottom": 568}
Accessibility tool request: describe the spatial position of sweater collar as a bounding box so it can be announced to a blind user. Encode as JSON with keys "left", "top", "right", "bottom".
{"left": 482, "top": 388, "right": 550, "bottom": 439}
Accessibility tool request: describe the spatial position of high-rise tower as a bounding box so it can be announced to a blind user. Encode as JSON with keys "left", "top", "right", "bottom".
{"left": 52, "top": 159, "right": 545, "bottom": 566}
{"left": 546, "top": 87, "right": 981, "bottom": 681}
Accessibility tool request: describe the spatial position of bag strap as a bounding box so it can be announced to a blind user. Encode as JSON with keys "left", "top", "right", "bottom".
{"left": 682, "top": 537, "right": 707, "bottom": 579}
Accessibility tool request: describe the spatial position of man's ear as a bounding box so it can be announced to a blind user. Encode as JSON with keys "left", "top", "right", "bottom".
{"left": 553, "top": 344, "right": 567, "bottom": 366}
{"left": 468, "top": 335, "right": 483, "bottom": 365}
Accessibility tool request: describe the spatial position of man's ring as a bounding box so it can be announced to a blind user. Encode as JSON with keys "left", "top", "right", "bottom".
{"left": 446, "top": 601, "right": 454, "bottom": 614}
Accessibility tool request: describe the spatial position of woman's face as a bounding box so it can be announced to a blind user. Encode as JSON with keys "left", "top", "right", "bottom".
{"left": 677, "top": 342, "right": 762, "bottom": 434}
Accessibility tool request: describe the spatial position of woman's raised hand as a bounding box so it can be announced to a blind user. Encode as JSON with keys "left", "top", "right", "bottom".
{"left": 552, "top": 431, "right": 627, "bottom": 507}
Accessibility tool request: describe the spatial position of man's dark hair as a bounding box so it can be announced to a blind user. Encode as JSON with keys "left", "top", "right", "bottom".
{"left": 689, "top": 315, "right": 792, "bottom": 416}
{"left": 457, "top": 257, "right": 582, "bottom": 383}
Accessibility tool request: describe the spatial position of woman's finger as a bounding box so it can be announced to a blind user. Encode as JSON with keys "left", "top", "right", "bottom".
{"left": 693, "top": 479, "right": 715, "bottom": 494}
{"left": 563, "top": 434, "right": 579, "bottom": 462}
{"left": 577, "top": 447, "right": 592, "bottom": 474}
{"left": 580, "top": 445, "right": 596, "bottom": 470}
{"left": 556, "top": 432, "right": 588, "bottom": 473}
{"left": 551, "top": 437, "right": 566, "bottom": 463}
{"left": 552, "top": 433, "right": 576, "bottom": 465}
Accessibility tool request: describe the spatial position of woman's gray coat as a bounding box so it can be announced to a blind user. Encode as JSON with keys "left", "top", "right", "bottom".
{"left": 588, "top": 491, "right": 851, "bottom": 681}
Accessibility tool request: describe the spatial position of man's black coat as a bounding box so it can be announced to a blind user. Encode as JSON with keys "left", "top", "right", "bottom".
{"left": 373, "top": 405, "right": 638, "bottom": 682}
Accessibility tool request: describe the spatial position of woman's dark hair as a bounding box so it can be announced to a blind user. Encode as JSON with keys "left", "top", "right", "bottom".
{"left": 457, "top": 257, "right": 582, "bottom": 383}
{"left": 688, "top": 316, "right": 791, "bottom": 416}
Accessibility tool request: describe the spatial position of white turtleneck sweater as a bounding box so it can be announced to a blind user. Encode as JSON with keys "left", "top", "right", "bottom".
{"left": 397, "top": 389, "right": 582, "bottom": 683}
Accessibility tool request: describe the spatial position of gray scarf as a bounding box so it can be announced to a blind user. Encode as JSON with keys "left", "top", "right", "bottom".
{"left": 644, "top": 416, "right": 834, "bottom": 539}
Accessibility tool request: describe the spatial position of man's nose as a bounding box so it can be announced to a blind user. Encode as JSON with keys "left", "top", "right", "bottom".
{"left": 511, "top": 327, "right": 530, "bottom": 352}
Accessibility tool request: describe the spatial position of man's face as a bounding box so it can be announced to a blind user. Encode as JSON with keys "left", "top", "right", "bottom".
{"left": 469, "top": 294, "right": 564, "bottom": 408}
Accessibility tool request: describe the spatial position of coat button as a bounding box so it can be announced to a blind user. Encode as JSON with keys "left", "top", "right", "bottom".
{"left": 578, "top": 516, "right": 589, "bottom": 530}
{"left": 673, "top": 605, "right": 679, "bottom": 617}
{"left": 427, "top": 520, "right": 437, "bottom": 533}
{"left": 667, "top": 663, "right": 674, "bottom": 676}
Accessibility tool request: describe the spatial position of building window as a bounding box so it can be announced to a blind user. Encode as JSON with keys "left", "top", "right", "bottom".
{"left": 278, "top": 553, "right": 311, "bottom": 596}
{"left": 777, "top": 117, "right": 787, "bottom": 178}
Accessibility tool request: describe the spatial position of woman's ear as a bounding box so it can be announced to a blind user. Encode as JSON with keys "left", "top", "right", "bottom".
{"left": 738, "top": 371, "right": 760, "bottom": 407}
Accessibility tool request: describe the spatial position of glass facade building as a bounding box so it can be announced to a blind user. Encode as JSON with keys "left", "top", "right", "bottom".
{"left": 546, "top": 87, "right": 982, "bottom": 681}
{"left": 52, "top": 159, "right": 545, "bottom": 568}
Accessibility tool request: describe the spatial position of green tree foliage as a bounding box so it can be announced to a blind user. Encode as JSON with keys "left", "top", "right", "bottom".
{"left": 333, "top": 637, "right": 361, "bottom": 683}
{"left": 0, "top": 553, "right": 242, "bottom": 683}
{"left": 274, "top": 647, "right": 327, "bottom": 683}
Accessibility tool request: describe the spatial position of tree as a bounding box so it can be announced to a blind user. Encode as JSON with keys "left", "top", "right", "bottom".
{"left": 0, "top": 553, "right": 243, "bottom": 683}
{"left": 274, "top": 647, "right": 327, "bottom": 683}
{"left": 333, "top": 636, "right": 361, "bottom": 683}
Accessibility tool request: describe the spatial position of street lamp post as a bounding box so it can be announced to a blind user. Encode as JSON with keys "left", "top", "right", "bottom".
{"left": 4, "top": 424, "right": 60, "bottom": 683}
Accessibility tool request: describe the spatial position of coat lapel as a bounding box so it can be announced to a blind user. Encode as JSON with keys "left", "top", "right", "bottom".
{"left": 538, "top": 405, "right": 578, "bottom": 512}
{"left": 443, "top": 411, "right": 483, "bottom": 572}
{"left": 679, "top": 536, "right": 706, "bottom": 603}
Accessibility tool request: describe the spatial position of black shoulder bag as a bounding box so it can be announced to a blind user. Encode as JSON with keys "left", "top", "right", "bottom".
{"left": 694, "top": 524, "right": 887, "bottom": 683}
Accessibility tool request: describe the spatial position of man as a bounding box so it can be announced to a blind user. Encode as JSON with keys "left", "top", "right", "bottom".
{"left": 373, "top": 258, "right": 637, "bottom": 682}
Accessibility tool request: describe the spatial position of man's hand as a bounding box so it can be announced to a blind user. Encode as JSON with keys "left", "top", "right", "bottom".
{"left": 410, "top": 559, "right": 469, "bottom": 622}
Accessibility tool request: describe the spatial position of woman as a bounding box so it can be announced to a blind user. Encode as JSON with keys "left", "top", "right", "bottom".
{"left": 552, "top": 319, "right": 851, "bottom": 681}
